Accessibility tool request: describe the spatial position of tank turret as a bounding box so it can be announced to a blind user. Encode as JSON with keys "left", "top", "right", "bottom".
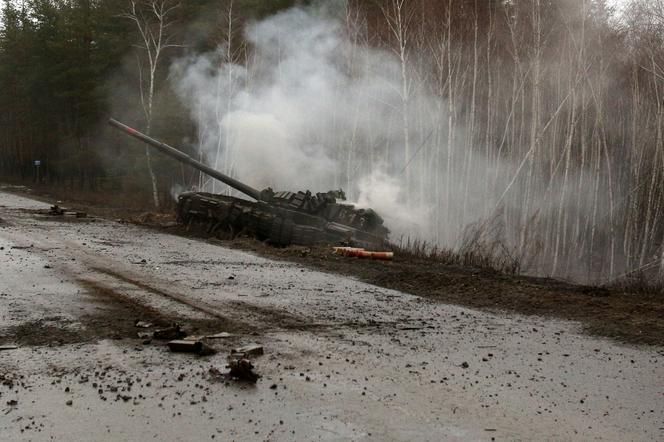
{"left": 109, "top": 118, "right": 389, "bottom": 248}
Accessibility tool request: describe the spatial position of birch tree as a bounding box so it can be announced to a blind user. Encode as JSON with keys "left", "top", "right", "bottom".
{"left": 382, "top": 0, "right": 413, "bottom": 206}
{"left": 212, "top": 0, "right": 244, "bottom": 194}
{"left": 122, "top": 0, "right": 182, "bottom": 209}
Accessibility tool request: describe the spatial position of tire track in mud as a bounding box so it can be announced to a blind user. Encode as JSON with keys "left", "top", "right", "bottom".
{"left": 59, "top": 239, "right": 322, "bottom": 333}
{"left": 53, "top": 238, "right": 378, "bottom": 334}
{"left": 1, "top": 211, "right": 413, "bottom": 342}
{"left": 88, "top": 266, "right": 373, "bottom": 334}
{"left": 3, "top": 213, "right": 225, "bottom": 322}
{"left": 4, "top": 228, "right": 339, "bottom": 336}
{"left": 88, "top": 266, "right": 230, "bottom": 321}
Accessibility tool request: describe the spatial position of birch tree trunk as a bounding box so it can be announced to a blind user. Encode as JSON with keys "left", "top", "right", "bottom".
{"left": 123, "top": 0, "right": 183, "bottom": 209}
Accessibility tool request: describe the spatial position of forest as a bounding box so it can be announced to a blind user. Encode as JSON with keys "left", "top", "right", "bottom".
{"left": 1, "top": 0, "right": 663, "bottom": 284}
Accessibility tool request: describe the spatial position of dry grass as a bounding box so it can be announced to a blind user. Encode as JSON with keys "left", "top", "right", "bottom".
{"left": 607, "top": 271, "right": 664, "bottom": 296}
{"left": 391, "top": 216, "right": 521, "bottom": 276}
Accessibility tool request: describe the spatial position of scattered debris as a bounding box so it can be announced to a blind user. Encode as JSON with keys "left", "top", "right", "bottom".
{"left": 63, "top": 211, "right": 86, "bottom": 218}
{"left": 6, "top": 400, "right": 18, "bottom": 406}
{"left": 153, "top": 324, "right": 185, "bottom": 340}
{"left": 167, "top": 339, "right": 216, "bottom": 356}
{"left": 198, "top": 343, "right": 217, "bottom": 356}
{"left": 232, "top": 344, "right": 264, "bottom": 357}
{"left": 134, "top": 320, "right": 153, "bottom": 328}
{"left": 0, "top": 374, "right": 14, "bottom": 387}
{"left": 182, "top": 335, "right": 202, "bottom": 341}
{"left": 168, "top": 339, "right": 202, "bottom": 353}
{"left": 47, "top": 205, "right": 86, "bottom": 218}
{"left": 221, "top": 343, "right": 263, "bottom": 383}
{"left": 461, "top": 361, "right": 469, "bottom": 369}
{"left": 167, "top": 340, "right": 200, "bottom": 353}
{"left": 0, "top": 345, "right": 18, "bottom": 351}
{"left": 49, "top": 205, "right": 64, "bottom": 216}
{"left": 137, "top": 332, "right": 153, "bottom": 339}
{"left": 208, "top": 367, "right": 224, "bottom": 381}
{"left": 228, "top": 358, "right": 259, "bottom": 383}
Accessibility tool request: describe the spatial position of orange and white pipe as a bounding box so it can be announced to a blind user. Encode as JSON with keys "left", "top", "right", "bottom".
{"left": 333, "top": 247, "right": 394, "bottom": 260}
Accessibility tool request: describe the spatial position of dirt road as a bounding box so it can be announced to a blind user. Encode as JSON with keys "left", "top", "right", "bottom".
{"left": 0, "top": 191, "right": 662, "bottom": 441}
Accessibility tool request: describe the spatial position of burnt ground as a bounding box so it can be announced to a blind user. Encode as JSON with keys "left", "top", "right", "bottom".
{"left": 3, "top": 183, "right": 663, "bottom": 347}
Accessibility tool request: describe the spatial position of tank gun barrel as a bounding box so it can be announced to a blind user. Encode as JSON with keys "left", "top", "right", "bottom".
{"left": 108, "top": 118, "right": 262, "bottom": 201}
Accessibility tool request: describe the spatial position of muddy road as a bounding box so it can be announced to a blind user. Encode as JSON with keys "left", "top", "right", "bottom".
{"left": 0, "top": 191, "right": 662, "bottom": 441}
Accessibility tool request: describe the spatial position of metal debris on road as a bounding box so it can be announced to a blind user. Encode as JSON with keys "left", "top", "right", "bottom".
{"left": 167, "top": 339, "right": 216, "bottom": 356}
{"left": 208, "top": 367, "right": 224, "bottom": 381}
{"left": 49, "top": 205, "right": 64, "bottom": 216}
{"left": 153, "top": 325, "right": 185, "bottom": 340}
{"left": 182, "top": 335, "right": 202, "bottom": 341}
{"left": 134, "top": 321, "right": 153, "bottom": 328}
{"left": 228, "top": 358, "right": 259, "bottom": 383}
{"left": 167, "top": 340, "right": 200, "bottom": 353}
{"left": 0, "top": 345, "right": 18, "bottom": 351}
{"left": 47, "top": 205, "right": 86, "bottom": 218}
{"left": 232, "top": 344, "right": 264, "bottom": 357}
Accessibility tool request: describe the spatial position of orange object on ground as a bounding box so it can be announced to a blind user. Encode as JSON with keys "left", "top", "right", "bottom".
{"left": 333, "top": 247, "right": 394, "bottom": 260}
{"left": 367, "top": 251, "right": 394, "bottom": 260}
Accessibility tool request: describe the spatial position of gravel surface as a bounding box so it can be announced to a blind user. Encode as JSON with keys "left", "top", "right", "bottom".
{"left": 0, "top": 191, "right": 662, "bottom": 441}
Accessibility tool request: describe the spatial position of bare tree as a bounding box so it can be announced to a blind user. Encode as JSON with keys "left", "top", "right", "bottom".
{"left": 122, "top": 0, "right": 182, "bottom": 209}
{"left": 212, "top": 0, "right": 244, "bottom": 194}
{"left": 381, "top": 0, "right": 414, "bottom": 206}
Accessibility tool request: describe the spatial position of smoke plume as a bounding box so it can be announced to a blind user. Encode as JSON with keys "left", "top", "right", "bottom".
{"left": 171, "top": 5, "right": 610, "bottom": 281}
{"left": 171, "top": 7, "right": 438, "bottom": 239}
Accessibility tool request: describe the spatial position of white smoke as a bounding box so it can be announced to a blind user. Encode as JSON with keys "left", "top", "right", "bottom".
{"left": 167, "top": 3, "right": 622, "bottom": 282}
{"left": 171, "top": 7, "right": 438, "bottom": 239}
{"left": 356, "top": 168, "right": 430, "bottom": 239}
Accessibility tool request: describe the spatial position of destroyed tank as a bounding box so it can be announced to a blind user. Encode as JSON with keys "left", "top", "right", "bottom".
{"left": 109, "top": 118, "right": 389, "bottom": 249}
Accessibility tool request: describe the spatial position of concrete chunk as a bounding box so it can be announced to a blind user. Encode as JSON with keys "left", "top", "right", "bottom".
{"left": 232, "top": 344, "right": 264, "bottom": 357}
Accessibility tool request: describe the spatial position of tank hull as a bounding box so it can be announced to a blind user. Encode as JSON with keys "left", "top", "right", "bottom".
{"left": 177, "top": 192, "right": 388, "bottom": 249}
